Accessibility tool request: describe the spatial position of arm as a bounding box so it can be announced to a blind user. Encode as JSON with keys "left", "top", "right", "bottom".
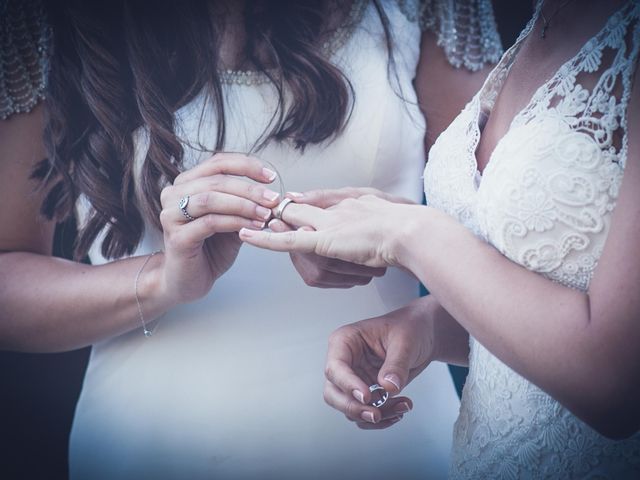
{"left": 0, "top": 107, "right": 281, "bottom": 353}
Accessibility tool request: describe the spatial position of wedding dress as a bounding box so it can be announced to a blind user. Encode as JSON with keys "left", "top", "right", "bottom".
{"left": 1, "top": 1, "right": 501, "bottom": 478}
{"left": 424, "top": 1, "right": 640, "bottom": 478}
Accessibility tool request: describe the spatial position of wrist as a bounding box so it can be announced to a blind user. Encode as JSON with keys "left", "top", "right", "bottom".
{"left": 387, "top": 205, "right": 435, "bottom": 271}
{"left": 136, "top": 252, "right": 176, "bottom": 320}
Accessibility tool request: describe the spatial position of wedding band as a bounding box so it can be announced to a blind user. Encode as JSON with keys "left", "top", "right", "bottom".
{"left": 369, "top": 384, "right": 389, "bottom": 408}
{"left": 274, "top": 197, "right": 294, "bottom": 220}
{"left": 179, "top": 195, "right": 196, "bottom": 221}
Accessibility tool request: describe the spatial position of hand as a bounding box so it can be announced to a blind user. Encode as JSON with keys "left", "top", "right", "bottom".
{"left": 268, "top": 218, "right": 386, "bottom": 288}
{"left": 157, "top": 153, "right": 281, "bottom": 304}
{"left": 323, "top": 298, "right": 436, "bottom": 429}
{"left": 240, "top": 194, "right": 425, "bottom": 268}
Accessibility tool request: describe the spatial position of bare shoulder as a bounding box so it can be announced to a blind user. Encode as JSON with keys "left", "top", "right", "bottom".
{"left": 415, "top": 31, "right": 494, "bottom": 151}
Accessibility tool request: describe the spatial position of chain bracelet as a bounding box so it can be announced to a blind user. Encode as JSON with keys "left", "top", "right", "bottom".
{"left": 134, "top": 250, "right": 162, "bottom": 337}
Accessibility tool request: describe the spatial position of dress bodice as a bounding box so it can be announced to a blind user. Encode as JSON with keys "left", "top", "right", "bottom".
{"left": 424, "top": 2, "right": 640, "bottom": 478}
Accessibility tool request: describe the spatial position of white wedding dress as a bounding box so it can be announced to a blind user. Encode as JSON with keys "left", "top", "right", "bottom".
{"left": 424, "top": 1, "right": 640, "bottom": 478}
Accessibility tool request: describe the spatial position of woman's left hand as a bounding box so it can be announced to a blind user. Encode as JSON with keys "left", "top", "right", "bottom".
{"left": 268, "top": 218, "right": 386, "bottom": 288}
{"left": 239, "top": 195, "right": 422, "bottom": 268}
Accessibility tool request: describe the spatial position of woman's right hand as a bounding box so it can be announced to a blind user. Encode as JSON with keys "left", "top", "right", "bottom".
{"left": 157, "top": 153, "right": 281, "bottom": 304}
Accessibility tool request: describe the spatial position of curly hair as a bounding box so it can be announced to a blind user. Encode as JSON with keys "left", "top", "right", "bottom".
{"left": 37, "top": 0, "right": 393, "bottom": 260}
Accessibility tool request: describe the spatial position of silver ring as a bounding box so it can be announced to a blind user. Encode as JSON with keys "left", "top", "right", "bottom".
{"left": 179, "top": 195, "right": 196, "bottom": 221}
{"left": 274, "top": 197, "right": 294, "bottom": 221}
{"left": 369, "top": 384, "right": 389, "bottom": 408}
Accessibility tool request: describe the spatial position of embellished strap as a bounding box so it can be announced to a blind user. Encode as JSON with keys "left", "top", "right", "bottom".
{"left": 397, "top": 0, "right": 503, "bottom": 72}
{"left": 0, "top": 0, "right": 51, "bottom": 120}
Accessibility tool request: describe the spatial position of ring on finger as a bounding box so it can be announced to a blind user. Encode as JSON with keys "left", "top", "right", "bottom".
{"left": 179, "top": 195, "right": 196, "bottom": 221}
{"left": 274, "top": 197, "right": 294, "bottom": 220}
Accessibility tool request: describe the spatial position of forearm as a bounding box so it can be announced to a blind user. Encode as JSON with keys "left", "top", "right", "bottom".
{"left": 418, "top": 294, "right": 470, "bottom": 367}
{"left": 0, "top": 251, "right": 173, "bottom": 352}
{"left": 394, "top": 207, "right": 633, "bottom": 435}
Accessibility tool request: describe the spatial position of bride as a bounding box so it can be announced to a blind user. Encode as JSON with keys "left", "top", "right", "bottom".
{"left": 241, "top": 0, "right": 640, "bottom": 477}
{"left": 0, "top": 0, "right": 502, "bottom": 478}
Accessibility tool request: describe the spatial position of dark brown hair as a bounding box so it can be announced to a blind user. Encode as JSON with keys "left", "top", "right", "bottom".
{"left": 38, "top": 0, "right": 393, "bottom": 259}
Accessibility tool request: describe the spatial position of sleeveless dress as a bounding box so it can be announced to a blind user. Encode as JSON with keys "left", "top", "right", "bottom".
{"left": 1, "top": 1, "right": 501, "bottom": 478}
{"left": 424, "top": 1, "right": 640, "bottom": 478}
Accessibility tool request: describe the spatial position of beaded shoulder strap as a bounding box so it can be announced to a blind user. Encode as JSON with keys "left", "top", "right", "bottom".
{"left": 397, "top": 0, "right": 503, "bottom": 71}
{"left": 0, "top": 0, "right": 50, "bottom": 120}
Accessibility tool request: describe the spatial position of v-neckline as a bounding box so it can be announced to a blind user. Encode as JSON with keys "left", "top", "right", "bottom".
{"left": 468, "top": 0, "right": 633, "bottom": 190}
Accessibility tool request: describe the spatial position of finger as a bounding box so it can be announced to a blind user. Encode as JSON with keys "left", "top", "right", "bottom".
{"left": 302, "top": 271, "right": 374, "bottom": 289}
{"left": 173, "top": 153, "right": 277, "bottom": 186}
{"left": 356, "top": 416, "right": 403, "bottom": 430}
{"left": 166, "top": 191, "right": 273, "bottom": 225}
{"left": 167, "top": 214, "right": 261, "bottom": 251}
{"left": 170, "top": 175, "right": 280, "bottom": 208}
{"left": 285, "top": 188, "right": 361, "bottom": 208}
{"left": 325, "top": 333, "right": 372, "bottom": 404}
{"left": 287, "top": 188, "right": 415, "bottom": 207}
{"left": 378, "top": 396, "right": 413, "bottom": 421}
{"left": 275, "top": 202, "right": 328, "bottom": 229}
{"left": 323, "top": 381, "right": 380, "bottom": 424}
{"left": 321, "top": 259, "right": 386, "bottom": 278}
{"left": 376, "top": 339, "right": 415, "bottom": 395}
{"left": 267, "top": 218, "right": 293, "bottom": 233}
{"left": 238, "top": 228, "right": 317, "bottom": 253}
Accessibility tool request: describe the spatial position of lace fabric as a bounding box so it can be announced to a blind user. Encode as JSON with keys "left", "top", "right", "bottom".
{"left": 424, "top": 1, "right": 640, "bottom": 478}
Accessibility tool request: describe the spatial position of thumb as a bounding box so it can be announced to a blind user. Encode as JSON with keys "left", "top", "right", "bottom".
{"left": 377, "top": 342, "right": 413, "bottom": 395}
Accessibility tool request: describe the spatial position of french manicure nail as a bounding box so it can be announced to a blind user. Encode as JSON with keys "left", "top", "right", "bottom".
{"left": 263, "top": 168, "right": 277, "bottom": 181}
{"left": 239, "top": 228, "right": 253, "bottom": 238}
{"left": 352, "top": 389, "right": 365, "bottom": 404}
{"left": 383, "top": 373, "right": 401, "bottom": 391}
{"left": 361, "top": 411, "right": 376, "bottom": 424}
{"left": 395, "top": 402, "right": 411, "bottom": 414}
{"left": 252, "top": 220, "right": 266, "bottom": 229}
{"left": 256, "top": 206, "right": 272, "bottom": 220}
{"left": 263, "top": 190, "right": 280, "bottom": 202}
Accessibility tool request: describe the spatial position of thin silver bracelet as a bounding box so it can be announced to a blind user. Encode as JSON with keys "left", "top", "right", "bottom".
{"left": 134, "top": 250, "right": 162, "bottom": 337}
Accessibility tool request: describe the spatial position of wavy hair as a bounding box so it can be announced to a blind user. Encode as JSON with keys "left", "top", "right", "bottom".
{"left": 37, "top": 0, "right": 393, "bottom": 259}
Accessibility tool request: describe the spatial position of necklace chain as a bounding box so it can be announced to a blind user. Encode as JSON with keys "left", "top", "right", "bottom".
{"left": 540, "top": 0, "right": 576, "bottom": 39}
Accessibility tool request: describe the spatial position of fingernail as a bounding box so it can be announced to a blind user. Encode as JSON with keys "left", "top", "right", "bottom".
{"left": 383, "top": 374, "right": 401, "bottom": 391}
{"left": 263, "top": 167, "right": 277, "bottom": 181}
{"left": 252, "top": 220, "right": 266, "bottom": 229}
{"left": 263, "top": 190, "right": 280, "bottom": 202}
{"left": 352, "top": 389, "right": 365, "bottom": 404}
{"left": 239, "top": 228, "right": 253, "bottom": 238}
{"left": 361, "top": 411, "right": 376, "bottom": 424}
{"left": 287, "top": 191, "right": 304, "bottom": 198}
{"left": 394, "top": 402, "right": 411, "bottom": 414}
{"left": 256, "top": 206, "right": 272, "bottom": 220}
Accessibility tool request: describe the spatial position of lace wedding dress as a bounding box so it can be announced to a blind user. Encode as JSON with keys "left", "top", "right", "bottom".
{"left": 424, "top": 1, "right": 640, "bottom": 478}
{"left": 1, "top": 1, "right": 501, "bottom": 479}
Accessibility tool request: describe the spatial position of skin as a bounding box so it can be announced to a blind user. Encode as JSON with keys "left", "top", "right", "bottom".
{"left": 240, "top": 0, "right": 640, "bottom": 439}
